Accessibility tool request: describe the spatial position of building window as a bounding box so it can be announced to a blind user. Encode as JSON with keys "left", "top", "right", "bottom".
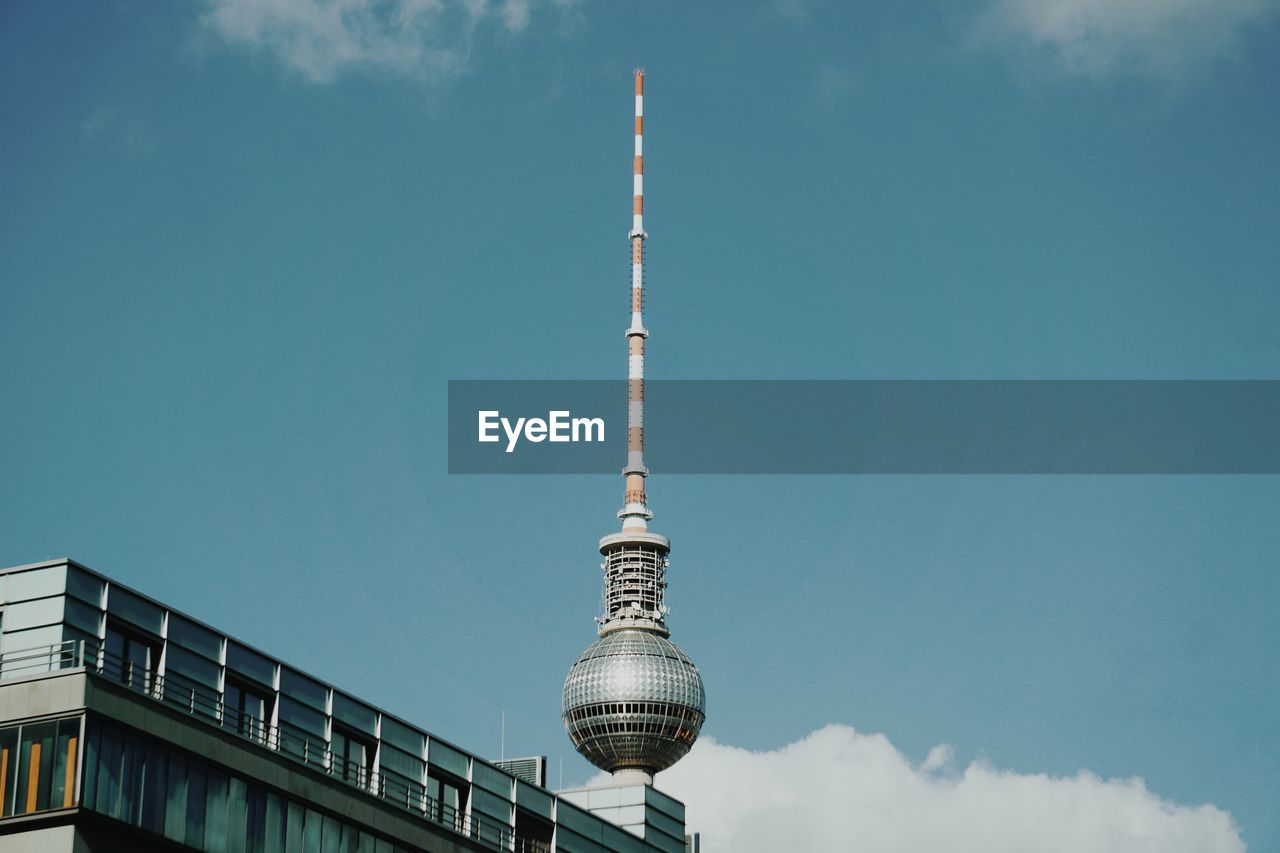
{"left": 101, "top": 622, "right": 159, "bottom": 694}
{"left": 330, "top": 726, "right": 371, "bottom": 788}
{"left": 426, "top": 771, "right": 467, "bottom": 832}
{"left": 0, "top": 718, "right": 80, "bottom": 817}
{"left": 222, "top": 679, "right": 272, "bottom": 744}
{"left": 0, "top": 726, "right": 13, "bottom": 816}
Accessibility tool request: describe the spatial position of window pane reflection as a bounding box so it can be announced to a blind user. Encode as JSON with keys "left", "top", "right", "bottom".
{"left": 0, "top": 718, "right": 79, "bottom": 817}
{"left": 80, "top": 717, "right": 416, "bottom": 853}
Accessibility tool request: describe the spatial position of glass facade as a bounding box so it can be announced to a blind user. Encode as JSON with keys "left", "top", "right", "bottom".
{"left": 82, "top": 715, "right": 414, "bottom": 853}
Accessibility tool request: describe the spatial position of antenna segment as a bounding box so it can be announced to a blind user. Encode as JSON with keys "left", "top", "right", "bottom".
{"left": 622, "top": 68, "right": 651, "bottom": 532}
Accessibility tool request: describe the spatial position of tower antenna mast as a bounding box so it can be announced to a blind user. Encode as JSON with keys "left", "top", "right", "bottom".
{"left": 622, "top": 66, "right": 651, "bottom": 532}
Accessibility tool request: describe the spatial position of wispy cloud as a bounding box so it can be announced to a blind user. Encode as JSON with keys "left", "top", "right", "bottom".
{"left": 814, "top": 64, "right": 857, "bottom": 100}
{"left": 499, "top": 0, "right": 531, "bottom": 31}
{"left": 772, "top": 0, "right": 813, "bottom": 22}
{"left": 200, "top": 0, "right": 577, "bottom": 84}
{"left": 81, "top": 106, "right": 159, "bottom": 153}
{"left": 632, "top": 725, "right": 1243, "bottom": 853}
{"left": 975, "top": 0, "right": 1280, "bottom": 78}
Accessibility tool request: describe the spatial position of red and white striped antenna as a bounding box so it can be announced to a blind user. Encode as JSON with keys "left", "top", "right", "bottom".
{"left": 621, "top": 67, "right": 650, "bottom": 531}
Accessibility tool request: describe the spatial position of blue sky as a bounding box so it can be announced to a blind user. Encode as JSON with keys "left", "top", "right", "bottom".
{"left": 2, "top": 1, "right": 1277, "bottom": 850}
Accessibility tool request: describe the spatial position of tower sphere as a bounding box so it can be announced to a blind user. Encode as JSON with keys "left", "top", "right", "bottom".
{"left": 562, "top": 629, "right": 706, "bottom": 777}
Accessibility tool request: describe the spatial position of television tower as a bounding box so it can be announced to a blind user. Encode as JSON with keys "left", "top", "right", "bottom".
{"left": 562, "top": 69, "right": 706, "bottom": 787}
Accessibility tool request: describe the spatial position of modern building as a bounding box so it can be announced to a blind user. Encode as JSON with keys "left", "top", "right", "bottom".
{"left": 0, "top": 558, "right": 689, "bottom": 853}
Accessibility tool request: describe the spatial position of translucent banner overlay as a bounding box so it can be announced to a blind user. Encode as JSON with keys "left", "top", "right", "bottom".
{"left": 448, "top": 380, "right": 1280, "bottom": 474}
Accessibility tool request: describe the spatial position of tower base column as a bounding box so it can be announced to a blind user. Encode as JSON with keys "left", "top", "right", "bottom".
{"left": 611, "top": 768, "right": 654, "bottom": 787}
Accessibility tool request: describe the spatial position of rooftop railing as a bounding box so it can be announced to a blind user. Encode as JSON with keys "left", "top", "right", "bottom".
{"left": 0, "top": 640, "right": 552, "bottom": 853}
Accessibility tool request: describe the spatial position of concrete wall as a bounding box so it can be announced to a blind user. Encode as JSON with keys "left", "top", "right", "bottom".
{"left": 0, "top": 670, "right": 88, "bottom": 722}
{"left": 0, "top": 823, "right": 80, "bottom": 853}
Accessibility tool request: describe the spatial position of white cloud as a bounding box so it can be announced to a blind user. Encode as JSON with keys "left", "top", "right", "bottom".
{"left": 200, "top": 0, "right": 575, "bottom": 83}
{"left": 641, "top": 725, "right": 1243, "bottom": 853}
{"left": 500, "top": 0, "right": 531, "bottom": 31}
{"left": 976, "top": 0, "right": 1280, "bottom": 77}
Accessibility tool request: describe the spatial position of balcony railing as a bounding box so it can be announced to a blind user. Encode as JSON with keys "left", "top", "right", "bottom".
{"left": 0, "top": 640, "right": 80, "bottom": 679}
{"left": 0, "top": 640, "right": 549, "bottom": 853}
